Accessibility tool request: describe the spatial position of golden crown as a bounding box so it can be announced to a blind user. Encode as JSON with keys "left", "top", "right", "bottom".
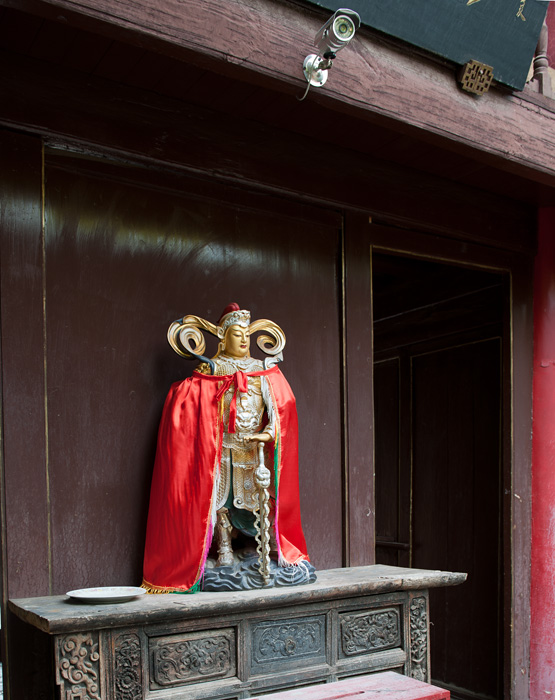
{"left": 219, "top": 309, "right": 251, "bottom": 334}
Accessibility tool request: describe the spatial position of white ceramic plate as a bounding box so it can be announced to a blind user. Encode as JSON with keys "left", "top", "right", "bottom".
{"left": 66, "top": 586, "right": 147, "bottom": 603}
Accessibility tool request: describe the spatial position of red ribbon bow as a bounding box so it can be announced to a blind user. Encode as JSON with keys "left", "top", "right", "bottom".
{"left": 215, "top": 370, "right": 248, "bottom": 433}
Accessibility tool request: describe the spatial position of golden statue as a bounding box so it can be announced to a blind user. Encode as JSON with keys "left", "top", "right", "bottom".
{"left": 142, "top": 304, "right": 313, "bottom": 592}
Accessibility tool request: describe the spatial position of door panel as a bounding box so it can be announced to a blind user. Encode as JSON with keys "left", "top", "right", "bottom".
{"left": 375, "top": 358, "right": 405, "bottom": 567}
{"left": 412, "top": 340, "right": 501, "bottom": 698}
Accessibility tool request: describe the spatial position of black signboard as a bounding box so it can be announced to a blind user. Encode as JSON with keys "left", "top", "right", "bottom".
{"left": 304, "top": 0, "right": 549, "bottom": 90}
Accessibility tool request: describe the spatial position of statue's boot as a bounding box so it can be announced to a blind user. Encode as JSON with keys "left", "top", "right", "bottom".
{"left": 216, "top": 508, "right": 234, "bottom": 567}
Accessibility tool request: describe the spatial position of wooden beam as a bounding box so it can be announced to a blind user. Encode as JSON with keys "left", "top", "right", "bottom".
{"left": 0, "top": 49, "right": 536, "bottom": 250}
{"left": 3, "top": 0, "right": 555, "bottom": 185}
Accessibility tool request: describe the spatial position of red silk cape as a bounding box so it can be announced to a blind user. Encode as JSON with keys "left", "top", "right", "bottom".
{"left": 142, "top": 365, "right": 309, "bottom": 592}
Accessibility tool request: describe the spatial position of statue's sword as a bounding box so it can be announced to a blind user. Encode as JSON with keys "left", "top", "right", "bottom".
{"left": 254, "top": 442, "right": 271, "bottom": 584}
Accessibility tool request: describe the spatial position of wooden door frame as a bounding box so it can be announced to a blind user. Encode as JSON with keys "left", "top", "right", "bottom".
{"left": 343, "top": 213, "right": 534, "bottom": 700}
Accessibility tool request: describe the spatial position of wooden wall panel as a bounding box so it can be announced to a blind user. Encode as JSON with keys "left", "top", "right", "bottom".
{"left": 43, "top": 155, "right": 344, "bottom": 592}
{"left": 343, "top": 213, "right": 374, "bottom": 566}
{"left": 0, "top": 131, "right": 50, "bottom": 599}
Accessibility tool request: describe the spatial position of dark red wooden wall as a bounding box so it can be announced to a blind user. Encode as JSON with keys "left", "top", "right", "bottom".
{"left": 0, "top": 125, "right": 537, "bottom": 700}
{"left": 2, "top": 142, "right": 350, "bottom": 599}
{"left": 0, "top": 5, "right": 543, "bottom": 695}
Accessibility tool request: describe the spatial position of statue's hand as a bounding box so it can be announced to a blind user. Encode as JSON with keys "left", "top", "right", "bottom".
{"left": 245, "top": 432, "right": 272, "bottom": 443}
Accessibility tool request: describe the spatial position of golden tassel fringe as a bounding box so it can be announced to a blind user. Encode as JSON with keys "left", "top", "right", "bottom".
{"left": 141, "top": 579, "right": 200, "bottom": 594}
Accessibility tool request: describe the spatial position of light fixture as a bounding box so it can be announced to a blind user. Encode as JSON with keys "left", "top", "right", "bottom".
{"left": 299, "top": 9, "right": 361, "bottom": 100}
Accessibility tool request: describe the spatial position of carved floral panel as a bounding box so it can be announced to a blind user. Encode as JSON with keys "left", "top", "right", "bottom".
{"left": 339, "top": 607, "right": 401, "bottom": 657}
{"left": 149, "top": 628, "right": 236, "bottom": 689}
{"left": 114, "top": 632, "right": 142, "bottom": 700}
{"left": 410, "top": 596, "right": 429, "bottom": 682}
{"left": 250, "top": 615, "right": 326, "bottom": 672}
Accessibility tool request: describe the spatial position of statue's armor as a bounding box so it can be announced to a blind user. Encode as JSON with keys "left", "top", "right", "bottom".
{"left": 198, "top": 354, "right": 275, "bottom": 513}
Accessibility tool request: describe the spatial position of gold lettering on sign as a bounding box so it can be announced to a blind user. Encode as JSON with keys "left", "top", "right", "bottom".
{"left": 467, "top": 0, "right": 481, "bottom": 5}
{"left": 517, "top": 0, "right": 527, "bottom": 21}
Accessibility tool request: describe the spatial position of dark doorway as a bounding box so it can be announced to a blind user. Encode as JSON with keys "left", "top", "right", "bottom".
{"left": 373, "top": 252, "right": 504, "bottom": 700}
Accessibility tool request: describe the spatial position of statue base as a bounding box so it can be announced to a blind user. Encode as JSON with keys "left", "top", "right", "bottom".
{"left": 202, "top": 548, "right": 317, "bottom": 591}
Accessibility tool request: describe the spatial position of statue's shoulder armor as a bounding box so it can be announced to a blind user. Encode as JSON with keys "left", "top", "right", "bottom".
{"left": 196, "top": 362, "right": 212, "bottom": 375}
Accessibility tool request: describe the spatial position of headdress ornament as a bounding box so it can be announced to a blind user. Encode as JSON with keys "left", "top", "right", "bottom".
{"left": 217, "top": 303, "right": 251, "bottom": 337}
{"left": 167, "top": 303, "right": 286, "bottom": 370}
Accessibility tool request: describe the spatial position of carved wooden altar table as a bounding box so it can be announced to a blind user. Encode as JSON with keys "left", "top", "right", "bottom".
{"left": 8, "top": 565, "right": 465, "bottom": 700}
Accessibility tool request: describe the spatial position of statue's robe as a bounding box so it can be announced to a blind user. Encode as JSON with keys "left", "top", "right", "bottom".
{"left": 142, "top": 365, "right": 309, "bottom": 592}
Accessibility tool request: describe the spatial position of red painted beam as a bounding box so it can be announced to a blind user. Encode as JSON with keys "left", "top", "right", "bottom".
{"left": 530, "top": 208, "right": 555, "bottom": 699}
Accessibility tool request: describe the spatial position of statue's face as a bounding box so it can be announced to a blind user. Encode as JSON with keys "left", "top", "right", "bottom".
{"left": 224, "top": 324, "right": 250, "bottom": 358}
